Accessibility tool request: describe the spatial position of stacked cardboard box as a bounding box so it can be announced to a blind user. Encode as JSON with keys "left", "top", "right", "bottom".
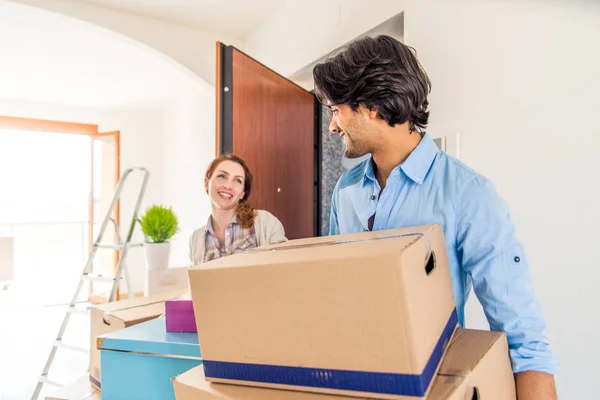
{"left": 91, "top": 224, "right": 515, "bottom": 399}
{"left": 176, "top": 224, "right": 516, "bottom": 399}
{"left": 89, "top": 289, "right": 186, "bottom": 390}
{"left": 172, "top": 328, "right": 515, "bottom": 399}
{"left": 96, "top": 316, "right": 202, "bottom": 399}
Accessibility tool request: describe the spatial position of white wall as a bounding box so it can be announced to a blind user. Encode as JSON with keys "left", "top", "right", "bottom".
{"left": 162, "top": 83, "right": 216, "bottom": 268}
{"left": 0, "top": 99, "right": 167, "bottom": 294}
{"left": 10, "top": 0, "right": 244, "bottom": 86}
{"left": 244, "top": 0, "right": 406, "bottom": 77}
{"left": 404, "top": 1, "right": 600, "bottom": 397}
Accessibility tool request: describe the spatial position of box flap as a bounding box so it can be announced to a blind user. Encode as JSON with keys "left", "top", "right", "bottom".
{"left": 438, "top": 329, "right": 504, "bottom": 376}
{"left": 192, "top": 226, "right": 437, "bottom": 272}
{"left": 99, "top": 316, "right": 201, "bottom": 359}
{"left": 445, "top": 329, "right": 516, "bottom": 399}
{"left": 254, "top": 224, "right": 438, "bottom": 252}
{"left": 92, "top": 289, "right": 186, "bottom": 314}
{"left": 112, "top": 301, "right": 168, "bottom": 326}
{"left": 93, "top": 290, "right": 186, "bottom": 326}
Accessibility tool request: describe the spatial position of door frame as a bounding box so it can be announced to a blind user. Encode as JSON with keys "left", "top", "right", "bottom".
{"left": 215, "top": 43, "right": 323, "bottom": 236}
{"left": 0, "top": 115, "right": 122, "bottom": 301}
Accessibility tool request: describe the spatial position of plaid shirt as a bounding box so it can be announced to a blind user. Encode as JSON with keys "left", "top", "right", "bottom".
{"left": 203, "top": 214, "right": 258, "bottom": 263}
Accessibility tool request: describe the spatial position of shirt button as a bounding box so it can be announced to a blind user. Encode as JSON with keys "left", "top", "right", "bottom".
{"left": 514, "top": 256, "right": 520, "bottom": 263}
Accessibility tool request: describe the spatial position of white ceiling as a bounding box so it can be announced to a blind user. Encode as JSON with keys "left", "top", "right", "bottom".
{"left": 0, "top": 1, "right": 203, "bottom": 109}
{"left": 77, "top": 0, "right": 282, "bottom": 39}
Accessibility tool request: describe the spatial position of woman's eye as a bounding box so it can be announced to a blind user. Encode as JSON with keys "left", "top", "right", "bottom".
{"left": 235, "top": 179, "right": 243, "bottom": 185}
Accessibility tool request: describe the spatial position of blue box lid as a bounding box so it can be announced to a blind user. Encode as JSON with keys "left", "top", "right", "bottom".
{"left": 99, "top": 316, "right": 201, "bottom": 359}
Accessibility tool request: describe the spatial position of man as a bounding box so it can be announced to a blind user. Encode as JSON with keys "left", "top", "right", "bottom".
{"left": 313, "top": 35, "right": 557, "bottom": 399}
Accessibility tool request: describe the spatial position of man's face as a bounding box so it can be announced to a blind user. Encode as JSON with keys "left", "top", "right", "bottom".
{"left": 329, "top": 104, "right": 377, "bottom": 158}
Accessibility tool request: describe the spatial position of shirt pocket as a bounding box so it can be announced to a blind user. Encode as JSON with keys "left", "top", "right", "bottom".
{"left": 233, "top": 235, "right": 258, "bottom": 253}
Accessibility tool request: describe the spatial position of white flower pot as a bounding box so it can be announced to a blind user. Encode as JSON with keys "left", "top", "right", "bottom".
{"left": 144, "top": 242, "right": 171, "bottom": 270}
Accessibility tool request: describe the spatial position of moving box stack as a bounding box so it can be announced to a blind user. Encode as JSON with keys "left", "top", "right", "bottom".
{"left": 89, "top": 290, "right": 188, "bottom": 390}
{"left": 47, "top": 224, "right": 517, "bottom": 400}
{"left": 178, "top": 224, "right": 517, "bottom": 400}
{"left": 45, "top": 290, "right": 188, "bottom": 400}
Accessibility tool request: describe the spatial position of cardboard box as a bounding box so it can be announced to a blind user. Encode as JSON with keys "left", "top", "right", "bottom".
{"left": 172, "top": 366, "right": 465, "bottom": 400}
{"left": 189, "top": 224, "right": 457, "bottom": 399}
{"left": 437, "top": 328, "right": 516, "bottom": 399}
{"left": 172, "top": 328, "right": 516, "bottom": 400}
{"left": 166, "top": 293, "right": 197, "bottom": 332}
{"left": 145, "top": 266, "right": 190, "bottom": 296}
{"left": 90, "top": 289, "right": 186, "bottom": 389}
{"left": 97, "top": 316, "right": 202, "bottom": 400}
{"left": 45, "top": 375, "right": 100, "bottom": 400}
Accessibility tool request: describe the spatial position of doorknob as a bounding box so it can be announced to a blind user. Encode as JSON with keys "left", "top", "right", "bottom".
{"left": 277, "top": 187, "right": 282, "bottom": 193}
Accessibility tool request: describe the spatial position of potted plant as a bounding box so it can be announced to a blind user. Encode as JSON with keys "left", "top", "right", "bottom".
{"left": 138, "top": 205, "right": 179, "bottom": 270}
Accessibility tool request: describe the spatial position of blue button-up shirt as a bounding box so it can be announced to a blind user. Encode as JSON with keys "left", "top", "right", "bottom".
{"left": 329, "top": 133, "right": 557, "bottom": 374}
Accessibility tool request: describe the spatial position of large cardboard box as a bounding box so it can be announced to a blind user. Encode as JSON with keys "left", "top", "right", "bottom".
{"left": 172, "top": 328, "right": 516, "bottom": 400}
{"left": 45, "top": 375, "right": 100, "bottom": 400}
{"left": 90, "top": 289, "right": 186, "bottom": 389}
{"left": 189, "top": 225, "right": 458, "bottom": 399}
{"left": 97, "top": 316, "right": 202, "bottom": 400}
{"left": 172, "top": 366, "right": 465, "bottom": 400}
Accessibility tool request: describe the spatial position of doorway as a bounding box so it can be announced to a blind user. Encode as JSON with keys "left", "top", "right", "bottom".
{"left": 0, "top": 116, "right": 120, "bottom": 398}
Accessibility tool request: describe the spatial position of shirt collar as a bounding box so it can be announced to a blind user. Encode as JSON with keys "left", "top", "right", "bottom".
{"left": 363, "top": 156, "right": 377, "bottom": 185}
{"left": 362, "top": 133, "right": 439, "bottom": 185}
{"left": 400, "top": 133, "right": 439, "bottom": 184}
{"left": 206, "top": 212, "right": 238, "bottom": 236}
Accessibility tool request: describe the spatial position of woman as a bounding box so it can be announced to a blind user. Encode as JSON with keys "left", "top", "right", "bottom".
{"left": 189, "top": 154, "right": 287, "bottom": 266}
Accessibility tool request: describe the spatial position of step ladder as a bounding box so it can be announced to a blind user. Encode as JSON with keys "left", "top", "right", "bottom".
{"left": 31, "top": 167, "right": 150, "bottom": 400}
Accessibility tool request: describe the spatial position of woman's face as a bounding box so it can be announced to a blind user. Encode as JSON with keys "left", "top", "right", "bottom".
{"left": 205, "top": 160, "right": 246, "bottom": 211}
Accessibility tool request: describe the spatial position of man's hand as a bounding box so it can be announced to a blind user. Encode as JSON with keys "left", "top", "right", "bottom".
{"left": 515, "top": 371, "right": 557, "bottom": 399}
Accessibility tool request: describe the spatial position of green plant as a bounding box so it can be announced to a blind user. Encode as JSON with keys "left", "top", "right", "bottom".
{"left": 138, "top": 205, "right": 179, "bottom": 243}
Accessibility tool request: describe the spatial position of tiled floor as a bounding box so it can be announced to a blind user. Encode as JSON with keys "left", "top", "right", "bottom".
{"left": 0, "top": 283, "right": 89, "bottom": 400}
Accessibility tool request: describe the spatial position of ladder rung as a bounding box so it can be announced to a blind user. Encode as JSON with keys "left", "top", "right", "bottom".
{"left": 55, "top": 340, "right": 89, "bottom": 353}
{"left": 38, "top": 375, "right": 63, "bottom": 387}
{"left": 82, "top": 273, "right": 120, "bottom": 283}
{"left": 96, "top": 242, "right": 144, "bottom": 249}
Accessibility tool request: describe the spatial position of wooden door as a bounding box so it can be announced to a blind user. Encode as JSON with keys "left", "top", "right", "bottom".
{"left": 216, "top": 43, "right": 319, "bottom": 240}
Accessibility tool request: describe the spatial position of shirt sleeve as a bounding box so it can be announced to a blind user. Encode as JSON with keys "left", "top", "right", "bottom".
{"left": 189, "top": 229, "right": 204, "bottom": 267}
{"left": 456, "top": 176, "right": 558, "bottom": 374}
{"left": 189, "top": 232, "right": 196, "bottom": 266}
{"left": 329, "top": 179, "right": 341, "bottom": 236}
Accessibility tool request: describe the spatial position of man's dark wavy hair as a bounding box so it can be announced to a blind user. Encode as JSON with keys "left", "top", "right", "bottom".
{"left": 313, "top": 35, "right": 431, "bottom": 131}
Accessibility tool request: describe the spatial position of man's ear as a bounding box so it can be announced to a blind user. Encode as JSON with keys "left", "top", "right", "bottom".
{"left": 204, "top": 177, "right": 209, "bottom": 194}
{"left": 367, "top": 107, "right": 379, "bottom": 120}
